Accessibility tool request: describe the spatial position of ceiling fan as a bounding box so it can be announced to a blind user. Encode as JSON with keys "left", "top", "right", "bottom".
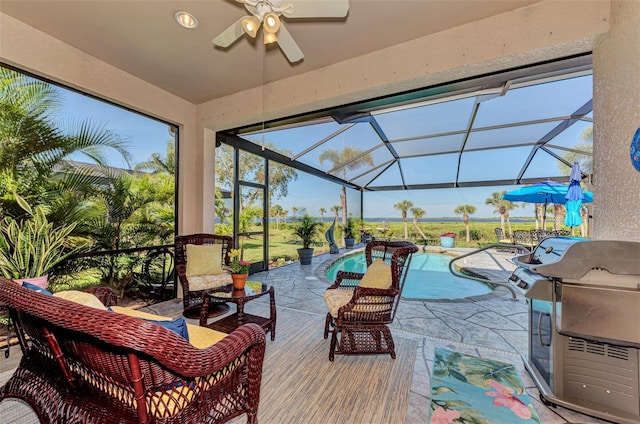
{"left": 212, "top": 0, "right": 349, "bottom": 63}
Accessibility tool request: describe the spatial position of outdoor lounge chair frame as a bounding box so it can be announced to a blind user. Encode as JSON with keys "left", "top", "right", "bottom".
{"left": 174, "top": 233, "right": 233, "bottom": 318}
{"left": 323, "top": 240, "right": 418, "bottom": 361}
{"left": 0, "top": 278, "right": 266, "bottom": 424}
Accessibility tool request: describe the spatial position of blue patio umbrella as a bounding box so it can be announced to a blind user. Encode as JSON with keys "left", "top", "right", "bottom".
{"left": 565, "top": 162, "right": 587, "bottom": 229}
{"left": 501, "top": 180, "right": 593, "bottom": 229}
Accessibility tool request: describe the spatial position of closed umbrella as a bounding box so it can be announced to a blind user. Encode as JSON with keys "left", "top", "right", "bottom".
{"left": 501, "top": 180, "right": 593, "bottom": 229}
{"left": 565, "top": 162, "right": 586, "bottom": 231}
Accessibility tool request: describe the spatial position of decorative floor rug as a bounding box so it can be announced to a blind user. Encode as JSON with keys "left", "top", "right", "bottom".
{"left": 429, "top": 348, "right": 541, "bottom": 423}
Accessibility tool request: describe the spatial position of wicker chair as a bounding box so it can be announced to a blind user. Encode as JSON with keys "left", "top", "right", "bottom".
{"left": 323, "top": 240, "right": 418, "bottom": 361}
{"left": 175, "top": 233, "right": 233, "bottom": 319}
{"left": 0, "top": 278, "right": 266, "bottom": 424}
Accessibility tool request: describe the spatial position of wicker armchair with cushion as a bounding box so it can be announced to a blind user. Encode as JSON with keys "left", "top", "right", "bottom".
{"left": 175, "top": 233, "right": 234, "bottom": 318}
{"left": 0, "top": 277, "right": 266, "bottom": 424}
{"left": 323, "top": 240, "right": 418, "bottom": 361}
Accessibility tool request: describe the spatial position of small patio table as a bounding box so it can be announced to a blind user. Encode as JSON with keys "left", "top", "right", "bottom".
{"left": 200, "top": 282, "right": 276, "bottom": 340}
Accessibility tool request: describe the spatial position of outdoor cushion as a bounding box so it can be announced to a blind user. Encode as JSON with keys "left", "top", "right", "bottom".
{"left": 187, "top": 272, "right": 233, "bottom": 292}
{"left": 109, "top": 306, "right": 227, "bottom": 348}
{"left": 358, "top": 258, "right": 392, "bottom": 290}
{"left": 53, "top": 290, "right": 108, "bottom": 310}
{"left": 186, "top": 244, "right": 224, "bottom": 277}
{"left": 323, "top": 289, "right": 353, "bottom": 317}
{"left": 144, "top": 317, "right": 190, "bottom": 341}
{"left": 21, "top": 281, "right": 53, "bottom": 296}
{"left": 323, "top": 289, "right": 389, "bottom": 317}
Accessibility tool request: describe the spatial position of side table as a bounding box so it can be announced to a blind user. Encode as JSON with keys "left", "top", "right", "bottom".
{"left": 200, "top": 282, "right": 276, "bottom": 341}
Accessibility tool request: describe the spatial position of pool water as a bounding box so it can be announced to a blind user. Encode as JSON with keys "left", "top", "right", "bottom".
{"left": 325, "top": 251, "right": 493, "bottom": 300}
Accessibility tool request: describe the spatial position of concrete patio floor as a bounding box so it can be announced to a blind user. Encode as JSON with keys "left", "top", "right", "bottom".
{"left": 1, "top": 244, "right": 613, "bottom": 423}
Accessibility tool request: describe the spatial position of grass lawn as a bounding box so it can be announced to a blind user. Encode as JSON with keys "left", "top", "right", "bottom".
{"left": 239, "top": 219, "right": 550, "bottom": 265}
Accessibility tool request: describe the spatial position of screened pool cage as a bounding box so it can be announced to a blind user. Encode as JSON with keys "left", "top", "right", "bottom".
{"left": 215, "top": 55, "right": 594, "bottom": 271}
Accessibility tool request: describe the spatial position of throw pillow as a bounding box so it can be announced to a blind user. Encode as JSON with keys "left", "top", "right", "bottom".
{"left": 143, "top": 317, "right": 190, "bottom": 341}
{"left": 110, "top": 306, "right": 224, "bottom": 347}
{"left": 21, "top": 281, "right": 53, "bottom": 296}
{"left": 186, "top": 244, "right": 224, "bottom": 277}
{"left": 53, "top": 290, "right": 108, "bottom": 310}
{"left": 359, "top": 258, "right": 393, "bottom": 290}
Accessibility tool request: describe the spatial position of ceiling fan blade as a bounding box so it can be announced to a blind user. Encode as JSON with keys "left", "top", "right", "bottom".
{"left": 282, "top": 0, "right": 349, "bottom": 18}
{"left": 276, "top": 24, "right": 303, "bottom": 63}
{"left": 212, "top": 16, "right": 247, "bottom": 48}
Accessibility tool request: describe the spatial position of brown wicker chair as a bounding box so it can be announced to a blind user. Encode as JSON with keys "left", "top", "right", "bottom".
{"left": 174, "top": 233, "right": 233, "bottom": 318}
{"left": 323, "top": 240, "right": 418, "bottom": 361}
{"left": 0, "top": 278, "right": 266, "bottom": 424}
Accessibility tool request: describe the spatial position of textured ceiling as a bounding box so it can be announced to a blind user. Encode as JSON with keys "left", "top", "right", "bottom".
{"left": 1, "top": 0, "right": 539, "bottom": 104}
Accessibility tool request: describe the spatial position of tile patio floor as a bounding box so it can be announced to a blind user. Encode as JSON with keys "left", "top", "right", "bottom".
{"left": 0, "top": 244, "right": 613, "bottom": 423}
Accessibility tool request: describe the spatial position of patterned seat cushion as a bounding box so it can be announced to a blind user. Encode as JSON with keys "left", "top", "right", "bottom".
{"left": 323, "top": 289, "right": 354, "bottom": 317}
{"left": 187, "top": 272, "right": 233, "bottom": 291}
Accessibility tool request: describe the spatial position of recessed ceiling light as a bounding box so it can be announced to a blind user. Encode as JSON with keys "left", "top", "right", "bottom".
{"left": 175, "top": 11, "right": 198, "bottom": 29}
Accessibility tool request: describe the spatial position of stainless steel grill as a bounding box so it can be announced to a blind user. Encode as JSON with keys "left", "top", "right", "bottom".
{"left": 509, "top": 237, "right": 640, "bottom": 424}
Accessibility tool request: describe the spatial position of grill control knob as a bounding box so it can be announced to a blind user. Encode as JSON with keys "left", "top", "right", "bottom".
{"left": 517, "top": 280, "right": 528, "bottom": 289}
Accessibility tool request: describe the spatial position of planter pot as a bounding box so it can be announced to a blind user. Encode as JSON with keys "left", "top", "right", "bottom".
{"left": 13, "top": 275, "right": 48, "bottom": 289}
{"left": 231, "top": 273, "right": 248, "bottom": 290}
{"left": 344, "top": 237, "right": 355, "bottom": 249}
{"left": 440, "top": 236, "right": 455, "bottom": 248}
{"left": 297, "top": 248, "right": 314, "bottom": 265}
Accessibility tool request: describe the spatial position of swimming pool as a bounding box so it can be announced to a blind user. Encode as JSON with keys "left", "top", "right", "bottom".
{"left": 325, "top": 251, "right": 494, "bottom": 300}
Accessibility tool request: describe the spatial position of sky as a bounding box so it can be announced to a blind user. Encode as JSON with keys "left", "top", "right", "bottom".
{"left": 57, "top": 90, "right": 172, "bottom": 170}
{"left": 53, "top": 82, "right": 585, "bottom": 220}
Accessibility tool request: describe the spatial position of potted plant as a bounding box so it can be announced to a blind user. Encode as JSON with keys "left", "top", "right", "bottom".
{"left": 440, "top": 232, "right": 456, "bottom": 248}
{"left": 229, "top": 248, "right": 251, "bottom": 289}
{"left": 343, "top": 218, "right": 356, "bottom": 249}
{"left": 0, "top": 195, "right": 88, "bottom": 288}
{"left": 293, "top": 214, "right": 322, "bottom": 265}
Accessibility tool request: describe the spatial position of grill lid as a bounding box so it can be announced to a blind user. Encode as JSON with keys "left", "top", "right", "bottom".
{"left": 513, "top": 237, "right": 640, "bottom": 279}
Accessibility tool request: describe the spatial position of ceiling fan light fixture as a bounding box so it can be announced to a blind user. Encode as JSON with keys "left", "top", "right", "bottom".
{"left": 263, "top": 13, "right": 281, "bottom": 34}
{"left": 241, "top": 15, "right": 261, "bottom": 38}
{"left": 264, "top": 31, "right": 278, "bottom": 44}
{"left": 174, "top": 11, "right": 198, "bottom": 29}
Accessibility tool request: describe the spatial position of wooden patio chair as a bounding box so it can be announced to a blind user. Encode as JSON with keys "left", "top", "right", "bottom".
{"left": 323, "top": 240, "right": 418, "bottom": 361}
{"left": 174, "top": 233, "right": 233, "bottom": 319}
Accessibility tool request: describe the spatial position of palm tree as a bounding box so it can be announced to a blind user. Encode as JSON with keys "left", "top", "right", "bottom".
{"left": 330, "top": 205, "right": 341, "bottom": 222}
{"left": 410, "top": 206, "right": 428, "bottom": 241}
{"left": 394, "top": 200, "right": 413, "bottom": 240}
{"left": 454, "top": 204, "right": 477, "bottom": 243}
{"left": 319, "top": 207, "right": 326, "bottom": 223}
{"left": 319, "top": 147, "right": 373, "bottom": 230}
{"left": 485, "top": 191, "right": 517, "bottom": 236}
{"left": 135, "top": 139, "right": 175, "bottom": 175}
{"left": 553, "top": 204, "right": 565, "bottom": 231}
{"left": 270, "top": 204, "right": 284, "bottom": 230}
{"left": 0, "top": 67, "right": 132, "bottom": 222}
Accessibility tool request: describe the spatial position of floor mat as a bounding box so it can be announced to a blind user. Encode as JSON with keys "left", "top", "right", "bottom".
{"left": 428, "top": 347, "right": 541, "bottom": 423}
